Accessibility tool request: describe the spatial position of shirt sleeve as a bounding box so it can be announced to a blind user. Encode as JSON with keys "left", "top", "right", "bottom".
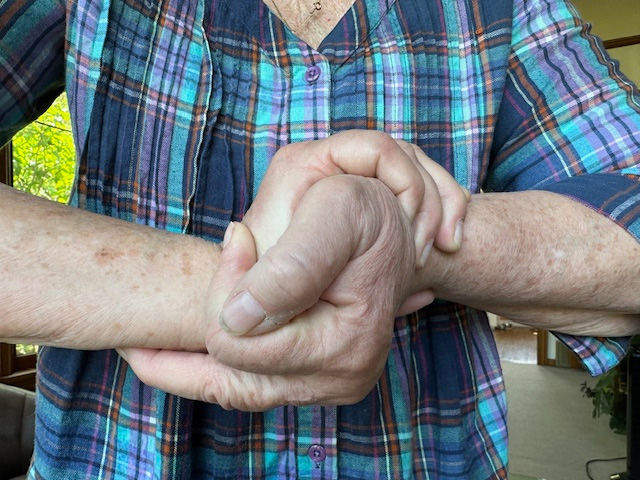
{"left": 553, "top": 333, "right": 630, "bottom": 376}
{"left": 0, "top": 0, "right": 66, "bottom": 146}
{"left": 486, "top": 0, "right": 640, "bottom": 375}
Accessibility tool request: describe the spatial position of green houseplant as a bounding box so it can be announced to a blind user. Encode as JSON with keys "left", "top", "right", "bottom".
{"left": 581, "top": 335, "right": 640, "bottom": 435}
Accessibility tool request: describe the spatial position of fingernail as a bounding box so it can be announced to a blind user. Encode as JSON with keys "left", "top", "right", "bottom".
{"left": 115, "top": 348, "right": 128, "bottom": 362}
{"left": 454, "top": 220, "right": 464, "bottom": 249}
{"left": 222, "top": 222, "right": 235, "bottom": 248}
{"left": 419, "top": 240, "right": 433, "bottom": 268}
{"left": 220, "top": 291, "right": 265, "bottom": 335}
{"left": 463, "top": 188, "right": 472, "bottom": 201}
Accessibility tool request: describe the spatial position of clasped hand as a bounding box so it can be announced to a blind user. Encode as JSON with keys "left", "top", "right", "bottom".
{"left": 119, "top": 131, "right": 468, "bottom": 410}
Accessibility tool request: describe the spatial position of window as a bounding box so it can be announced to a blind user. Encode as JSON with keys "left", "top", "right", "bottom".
{"left": 0, "top": 94, "right": 75, "bottom": 391}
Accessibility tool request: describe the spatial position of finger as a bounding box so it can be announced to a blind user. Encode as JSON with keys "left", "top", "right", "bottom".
{"left": 206, "top": 222, "right": 259, "bottom": 331}
{"left": 407, "top": 144, "right": 469, "bottom": 253}
{"left": 245, "top": 131, "right": 426, "bottom": 257}
{"left": 212, "top": 245, "right": 398, "bottom": 376}
{"left": 116, "top": 347, "right": 262, "bottom": 408}
{"left": 211, "top": 300, "right": 338, "bottom": 375}
{"left": 316, "top": 131, "right": 425, "bottom": 224}
{"left": 221, "top": 221, "right": 258, "bottom": 273}
{"left": 219, "top": 180, "right": 358, "bottom": 336}
{"left": 395, "top": 140, "right": 444, "bottom": 267}
{"left": 279, "top": 131, "right": 426, "bottom": 223}
{"left": 118, "top": 347, "right": 318, "bottom": 411}
{"left": 117, "top": 348, "right": 213, "bottom": 401}
{"left": 396, "top": 289, "right": 436, "bottom": 316}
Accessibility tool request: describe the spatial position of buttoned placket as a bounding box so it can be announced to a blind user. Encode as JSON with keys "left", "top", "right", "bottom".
{"left": 286, "top": 46, "right": 338, "bottom": 479}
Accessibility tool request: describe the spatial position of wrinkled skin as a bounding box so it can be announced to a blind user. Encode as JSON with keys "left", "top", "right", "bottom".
{"left": 119, "top": 131, "right": 469, "bottom": 410}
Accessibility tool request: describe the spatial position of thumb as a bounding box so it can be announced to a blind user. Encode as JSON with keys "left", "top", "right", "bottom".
{"left": 219, "top": 180, "right": 358, "bottom": 336}
{"left": 219, "top": 221, "right": 258, "bottom": 277}
{"left": 396, "top": 289, "right": 436, "bottom": 316}
{"left": 205, "top": 222, "right": 258, "bottom": 327}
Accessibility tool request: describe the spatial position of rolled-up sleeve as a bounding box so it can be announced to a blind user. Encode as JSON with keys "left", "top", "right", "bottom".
{"left": 487, "top": 0, "right": 640, "bottom": 374}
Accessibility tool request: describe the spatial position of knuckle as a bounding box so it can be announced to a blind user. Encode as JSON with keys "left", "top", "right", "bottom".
{"left": 441, "top": 187, "right": 468, "bottom": 221}
{"left": 235, "top": 390, "right": 263, "bottom": 412}
{"left": 200, "top": 373, "right": 224, "bottom": 407}
{"left": 368, "top": 130, "right": 395, "bottom": 148}
{"left": 266, "top": 144, "right": 301, "bottom": 179}
{"left": 444, "top": 182, "right": 468, "bottom": 204}
{"left": 199, "top": 361, "right": 238, "bottom": 408}
{"left": 394, "top": 138, "right": 412, "bottom": 151}
{"left": 412, "top": 173, "right": 426, "bottom": 196}
{"left": 422, "top": 201, "right": 441, "bottom": 226}
{"left": 243, "top": 381, "right": 286, "bottom": 412}
{"left": 368, "top": 132, "right": 399, "bottom": 159}
{"left": 272, "top": 142, "right": 296, "bottom": 163}
{"left": 424, "top": 207, "right": 443, "bottom": 234}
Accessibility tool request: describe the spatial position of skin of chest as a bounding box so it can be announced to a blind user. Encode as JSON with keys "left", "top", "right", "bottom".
{"left": 263, "top": 0, "right": 357, "bottom": 48}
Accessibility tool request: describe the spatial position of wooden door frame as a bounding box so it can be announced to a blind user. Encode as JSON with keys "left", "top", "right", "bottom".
{"left": 0, "top": 143, "right": 12, "bottom": 186}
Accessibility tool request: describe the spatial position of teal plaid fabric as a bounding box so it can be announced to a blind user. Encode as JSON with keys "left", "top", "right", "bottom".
{"left": 1, "top": 0, "right": 639, "bottom": 478}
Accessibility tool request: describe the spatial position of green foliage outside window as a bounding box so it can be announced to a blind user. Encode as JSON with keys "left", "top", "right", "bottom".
{"left": 16, "top": 344, "right": 37, "bottom": 356}
{"left": 12, "top": 93, "right": 76, "bottom": 203}
{"left": 11, "top": 94, "right": 75, "bottom": 357}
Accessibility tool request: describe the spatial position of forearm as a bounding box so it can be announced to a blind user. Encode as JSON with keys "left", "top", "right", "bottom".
{"left": 422, "top": 190, "right": 640, "bottom": 336}
{"left": 0, "top": 184, "right": 218, "bottom": 350}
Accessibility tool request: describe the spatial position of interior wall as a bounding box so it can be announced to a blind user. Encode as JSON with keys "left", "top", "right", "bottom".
{"left": 570, "top": 0, "right": 640, "bottom": 84}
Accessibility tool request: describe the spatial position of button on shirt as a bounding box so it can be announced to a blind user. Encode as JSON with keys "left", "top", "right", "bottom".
{"left": 308, "top": 444, "right": 327, "bottom": 463}
{"left": 305, "top": 65, "right": 322, "bottom": 83}
{"left": 1, "top": 0, "right": 639, "bottom": 478}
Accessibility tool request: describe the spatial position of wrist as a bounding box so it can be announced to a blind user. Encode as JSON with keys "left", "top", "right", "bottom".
{"left": 176, "top": 236, "right": 222, "bottom": 352}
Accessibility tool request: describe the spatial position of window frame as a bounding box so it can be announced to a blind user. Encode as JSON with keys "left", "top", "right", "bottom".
{"left": 603, "top": 34, "right": 640, "bottom": 50}
{"left": 0, "top": 142, "right": 11, "bottom": 184}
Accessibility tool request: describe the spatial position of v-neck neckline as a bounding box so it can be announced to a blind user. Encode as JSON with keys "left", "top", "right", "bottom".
{"left": 216, "top": 0, "right": 399, "bottom": 64}
{"left": 261, "top": 0, "right": 358, "bottom": 50}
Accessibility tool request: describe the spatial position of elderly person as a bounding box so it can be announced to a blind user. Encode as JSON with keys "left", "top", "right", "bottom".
{"left": 1, "top": 0, "right": 639, "bottom": 478}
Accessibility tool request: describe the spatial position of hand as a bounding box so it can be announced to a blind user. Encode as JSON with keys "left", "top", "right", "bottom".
{"left": 248, "top": 130, "right": 469, "bottom": 263}
{"left": 221, "top": 131, "right": 467, "bottom": 335}
{"left": 118, "top": 131, "right": 466, "bottom": 406}
{"left": 119, "top": 175, "right": 417, "bottom": 409}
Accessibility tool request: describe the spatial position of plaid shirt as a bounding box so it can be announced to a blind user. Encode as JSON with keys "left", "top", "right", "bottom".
{"left": 2, "top": 0, "right": 640, "bottom": 478}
